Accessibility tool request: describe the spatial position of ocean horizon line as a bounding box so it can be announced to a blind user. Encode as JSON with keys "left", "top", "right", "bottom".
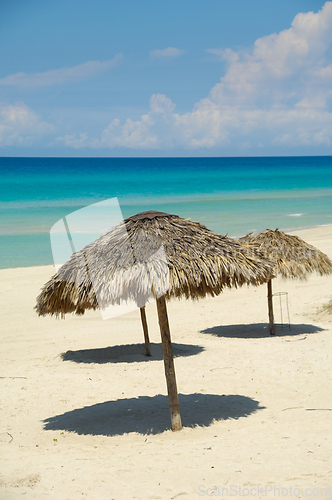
{"left": 1, "top": 154, "right": 332, "bottom": 160}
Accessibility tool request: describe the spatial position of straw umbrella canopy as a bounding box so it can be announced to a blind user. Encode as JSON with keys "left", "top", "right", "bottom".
{"left": 239, "top": 229, "right": 332, "bottom": 335}
{"left": 36, "top": 210, "right": 275, "bottom": 431}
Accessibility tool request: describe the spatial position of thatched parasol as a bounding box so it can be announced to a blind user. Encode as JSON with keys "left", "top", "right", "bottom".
{"left": 239, "top": 229, "right": 332, "bottom": 335}
{"left": 36, "top": 210, "right": 275, "bottom": 431}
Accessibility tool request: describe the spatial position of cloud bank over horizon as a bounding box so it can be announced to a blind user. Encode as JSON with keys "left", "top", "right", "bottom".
{"left": 1, "top": 1, "right": 332, "bottom": 153}
{"left": 0, "top": 103, "right": 53, "bottom": 146}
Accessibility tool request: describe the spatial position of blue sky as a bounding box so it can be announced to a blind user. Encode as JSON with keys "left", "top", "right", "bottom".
{"left": 0, "top": 0, "right": 331, "bottom": 157}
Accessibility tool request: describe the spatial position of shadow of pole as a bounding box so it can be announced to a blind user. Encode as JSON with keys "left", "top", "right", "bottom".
{"left": 60, "top": 342, "right": 204, "bottom": 364}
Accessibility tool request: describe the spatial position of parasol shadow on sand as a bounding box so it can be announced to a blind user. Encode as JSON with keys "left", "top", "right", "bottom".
{"left": 43, "top": 393, "right": 265, "bottom": 436}
{"left": 201, "top": 323, "right": 325, "bottom": 339}
{"left": 36, "top": 210, "right": 275, "bottom": 431}
{"left": 239, "top": 229, "right": 332, "bottom": 335}
{"left": 61, "top": 342, "right": 204, "bottom": 364}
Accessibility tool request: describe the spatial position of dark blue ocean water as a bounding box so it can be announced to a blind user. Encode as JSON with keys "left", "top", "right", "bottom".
{"left": 1, "top": 156, "right": 332, "bottom": 268}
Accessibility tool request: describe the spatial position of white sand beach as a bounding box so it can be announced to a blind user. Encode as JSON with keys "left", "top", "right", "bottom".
{"left": 0, "top": 226, "right": 331, "bottom": 499}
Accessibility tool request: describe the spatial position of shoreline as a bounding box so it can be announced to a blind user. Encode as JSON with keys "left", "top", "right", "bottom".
{"left": 1, "top": 224, "right": 332, "bottom": 272}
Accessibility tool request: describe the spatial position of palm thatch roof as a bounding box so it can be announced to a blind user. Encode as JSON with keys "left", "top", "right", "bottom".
{"left": 36, "top": 211, "right": 275, "bottom": 317}
{"left": 239, "top": 229, "right": 332, "bottom": 279}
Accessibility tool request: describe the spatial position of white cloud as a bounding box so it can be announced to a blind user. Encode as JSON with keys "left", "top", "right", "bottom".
{"left": 56, "top": 2, "right": 332, "bottom": 151}
{"left": 0, "top": 54, "right": 123, "bottom": 88}
{"left": 150, "top": 47, "right": 185, "bottom": 59}
{"left": 207, "top": 1, "right": 332, "bottom": 107}
{"left": 56, "top": 133, "right": 89, "bottom": 149}
{"left": 60, "top": 94, "right": 177, "bottom": 150}
{"left": 0, "top": 102, "right": 53, "bottom": 146}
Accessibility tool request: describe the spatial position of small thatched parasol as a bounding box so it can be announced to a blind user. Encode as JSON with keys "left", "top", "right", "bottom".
{"left": 239, "top": 229, "right": 332, "bottom": 335}
{"left": 36, "top": 210, "right": 275, "bottom": 431}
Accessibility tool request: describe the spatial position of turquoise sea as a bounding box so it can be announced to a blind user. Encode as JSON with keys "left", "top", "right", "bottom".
{"left": 1, "top": 156, "right": 332, "bottom": 269}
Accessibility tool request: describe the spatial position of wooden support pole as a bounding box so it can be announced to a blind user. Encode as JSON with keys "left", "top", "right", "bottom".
{"left": 140, "top": 306, "right": 151, "bottom": 356}
{"left": 267, "top": 279, "right": 275, "bottom": 335}
{"left": 156, "top": 295, "right": 182, "bottom": 431}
